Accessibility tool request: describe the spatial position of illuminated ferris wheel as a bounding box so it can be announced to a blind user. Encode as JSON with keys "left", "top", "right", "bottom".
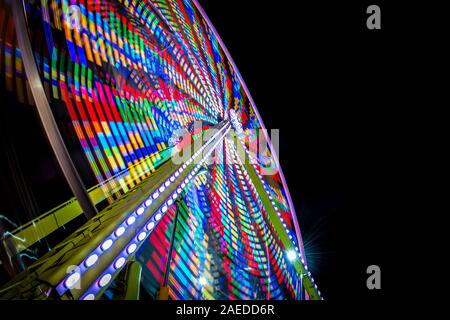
{"left": 0, "top": 0, "right": 321, "bottom": 300}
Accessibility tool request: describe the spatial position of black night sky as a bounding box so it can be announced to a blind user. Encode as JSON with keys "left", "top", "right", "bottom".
{"left": 197, "top": 0, "right": 412, "bottom": 302}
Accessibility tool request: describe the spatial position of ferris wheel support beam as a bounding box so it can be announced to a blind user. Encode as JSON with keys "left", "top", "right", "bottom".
{"left": 192, "top": 0, "right": 307, "bottom": 261}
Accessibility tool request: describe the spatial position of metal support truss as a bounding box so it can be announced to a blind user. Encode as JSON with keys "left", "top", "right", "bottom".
{"left": 0, "top": 122, "right": 230, "bottom": 300}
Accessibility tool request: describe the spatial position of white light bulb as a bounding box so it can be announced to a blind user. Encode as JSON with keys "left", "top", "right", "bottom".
{"left": 127, "top": 243, "right": 137, "bottom": 254}
{"left": 127, "top": 216, "right": 136, "bottom": 226}
{"left": 138, "top": 232, "right": 147, "bottom": 241}
{"left": 199, "top": 277, "right": 207, "bottom": 286}
{"left": 286, "top": 250, "right": 296, "bottom": 262}
{"left": 115, "top": 226, "right": 125, "bottom": 237}
{"left": 115, "top": 257, "right": 126, "bottom": 269}
{"left": 101, "top": 239, "right": 113, "bottom": 251}
{"left": 85, "top": 254, "right": 98, "bottom": 268}
{"left": 65, "top": 272, "right": 80, "bottom": 289}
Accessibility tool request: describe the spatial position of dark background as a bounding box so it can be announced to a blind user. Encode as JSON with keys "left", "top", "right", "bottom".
{"left": 197, "top": 0, "right": 430, "bottom": 303}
